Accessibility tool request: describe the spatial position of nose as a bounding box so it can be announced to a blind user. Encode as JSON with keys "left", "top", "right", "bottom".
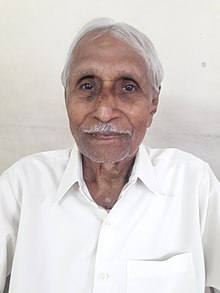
{"left": 93, "top": 87, "right": 120, "bottom": 122}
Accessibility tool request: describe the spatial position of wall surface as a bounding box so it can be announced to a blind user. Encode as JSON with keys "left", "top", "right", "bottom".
{"left": 0, "top": 0, "right": 219, "bottom": 178}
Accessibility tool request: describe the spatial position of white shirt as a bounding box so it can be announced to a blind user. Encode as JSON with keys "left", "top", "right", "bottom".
{"left": 0, "top": 144, "right": 220, "bottom": 293}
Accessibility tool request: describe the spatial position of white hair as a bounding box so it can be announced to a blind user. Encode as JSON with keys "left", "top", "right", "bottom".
{"left": 61, "top": 17, "right": 164, "bottom": 92}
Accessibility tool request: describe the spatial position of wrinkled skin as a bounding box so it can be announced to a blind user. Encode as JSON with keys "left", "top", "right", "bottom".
{"left": 65, "top": 33, "right": 159, "bottom": 164}
{"left": 65, "top": 33, "right": 159, "bottom": 208}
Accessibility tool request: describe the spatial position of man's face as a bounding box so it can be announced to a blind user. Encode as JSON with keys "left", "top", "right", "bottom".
{"left": 65, "top": 33, "right": 159, "bottom": 163}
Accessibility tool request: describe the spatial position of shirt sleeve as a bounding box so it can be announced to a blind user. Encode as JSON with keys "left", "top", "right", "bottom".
{"left": 0, "top": 172, "right": 20, "bottom": 293}
{"left": 201, "top": 164, "right": 220, "bottom": 292}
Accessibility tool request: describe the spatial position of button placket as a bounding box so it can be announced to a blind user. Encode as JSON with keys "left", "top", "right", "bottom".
{"left": 92, "top": 217, "right": 117, "bottom": 292}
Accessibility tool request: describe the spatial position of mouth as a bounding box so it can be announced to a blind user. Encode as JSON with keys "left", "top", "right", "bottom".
{"left": 89, "top": 132, "right": 130, "bottom": 141}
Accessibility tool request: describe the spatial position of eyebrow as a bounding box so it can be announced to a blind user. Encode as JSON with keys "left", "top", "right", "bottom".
{"left": 76, "top": 75, "right": 95, "bottom": 85}
{"left": 71, "top": 68, "right": 98, "bottom": 79}
{"left": 71, "top": 68, "right": 142, "bottom": 82}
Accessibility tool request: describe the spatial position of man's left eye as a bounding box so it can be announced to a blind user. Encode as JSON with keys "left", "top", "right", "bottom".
{"left": 123, "top": 84, "right": 136, "bottom": 92}
{"left": 81, "top": 83, "right": 93, "bottom": 91}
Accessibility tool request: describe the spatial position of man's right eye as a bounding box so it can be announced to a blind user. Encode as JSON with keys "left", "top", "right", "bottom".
{"left": 80, "top": 83, "right": 93, "bottom": 91}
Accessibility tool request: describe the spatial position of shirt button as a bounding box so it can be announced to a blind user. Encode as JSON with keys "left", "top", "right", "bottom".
{"left": 99, "top": 272, "right": 109, "bottom": 280}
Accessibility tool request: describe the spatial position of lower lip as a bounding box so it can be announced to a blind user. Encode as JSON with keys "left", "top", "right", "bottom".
{"left": 91, "top": 134, "right": 128, "bottom": 141}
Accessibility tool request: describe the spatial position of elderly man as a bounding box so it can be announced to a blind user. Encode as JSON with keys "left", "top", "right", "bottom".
{"left": 0, "top": 18, "right": 220, "bottom": 293}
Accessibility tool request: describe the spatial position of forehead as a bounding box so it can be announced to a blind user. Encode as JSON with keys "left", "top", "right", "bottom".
{"left": 69, "top": 33, "right": 147, "bottom": 79}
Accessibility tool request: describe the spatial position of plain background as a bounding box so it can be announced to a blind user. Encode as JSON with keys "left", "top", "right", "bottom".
{"left": 0, "top": 0, "right": 219, "bottom": 179}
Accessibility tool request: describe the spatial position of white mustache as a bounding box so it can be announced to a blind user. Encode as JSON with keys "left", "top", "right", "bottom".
{"left": 82, "top": 123, "right": 132, "bottom": 136}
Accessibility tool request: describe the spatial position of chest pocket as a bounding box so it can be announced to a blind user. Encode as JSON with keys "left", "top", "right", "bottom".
{"left": 127, "top": 253, "right": 198, "bottom": 293}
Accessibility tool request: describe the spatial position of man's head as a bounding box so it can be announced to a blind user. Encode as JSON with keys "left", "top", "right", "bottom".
{"left": 62, "top": 18, "right": 163, "bottom": 164}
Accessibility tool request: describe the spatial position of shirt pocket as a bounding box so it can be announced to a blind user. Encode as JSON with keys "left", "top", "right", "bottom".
{"left": 127, "top": 253, "right": 198, "bottom": 293}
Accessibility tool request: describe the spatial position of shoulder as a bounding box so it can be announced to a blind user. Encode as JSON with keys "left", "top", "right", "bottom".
{"left": 146, "top": 146, "right": 206, "bottom": 169}
{"left": 1, "top": 149, "right": 72, "bottom": 179}
{"left": 143, "top": 145, "right": 209, "bottom": 188}
{"left": 143, "top": 146, "right": 220, "bottom": 201}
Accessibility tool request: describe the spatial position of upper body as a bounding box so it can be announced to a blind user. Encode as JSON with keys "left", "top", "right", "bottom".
{"left": 1, "top": 18, "right": 219, "bottom": 292}
{"left": 1, "top": 144, "right": 220, "bottom": 293}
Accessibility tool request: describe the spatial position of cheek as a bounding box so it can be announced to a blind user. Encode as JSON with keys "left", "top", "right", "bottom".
{"left": 128, "top": 106, "right": 151, "bottom": 141}
{"left": 128, "top": 102, "right": 151, "bottom": 128}
{"left": 66, "top": 101, "right": 87, "bottom": 126}
{"left": 66, "top": 105, "right": 84, "bottom": 142}
{"left": 135, "top": 117, "right": 149, "bottom": 137}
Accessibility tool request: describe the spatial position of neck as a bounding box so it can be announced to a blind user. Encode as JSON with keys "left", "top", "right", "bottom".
{"left": 82, "top": 154, "right": 136, "bottom": 209}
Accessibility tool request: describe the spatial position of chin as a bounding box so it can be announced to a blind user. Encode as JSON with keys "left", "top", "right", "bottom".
{"left": 81, "top": 147, "right": 131, "bottom": 164}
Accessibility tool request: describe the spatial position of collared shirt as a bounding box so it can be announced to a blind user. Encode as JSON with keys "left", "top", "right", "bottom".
{"left": 0, "top": 144, "right": 220, "bottom": 293}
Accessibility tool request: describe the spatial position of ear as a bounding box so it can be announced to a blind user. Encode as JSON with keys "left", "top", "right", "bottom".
{"left": 147, "top": 89, "right": 160, "bottom": 128}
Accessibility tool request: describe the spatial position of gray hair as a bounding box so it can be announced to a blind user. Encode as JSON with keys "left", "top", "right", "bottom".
{"left": 61, "top": 17, "right": 164, "bottom": 92}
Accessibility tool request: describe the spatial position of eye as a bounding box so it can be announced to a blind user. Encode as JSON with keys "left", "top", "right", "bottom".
{"left": 123, "top": 84, "right": 136, "bottom": 92}
{"left": 80, "top": 83, "right": 93, "bottom": 91}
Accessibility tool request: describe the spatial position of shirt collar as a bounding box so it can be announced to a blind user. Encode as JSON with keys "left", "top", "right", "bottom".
{"left": 129, "top": 144, "right": 167, "bottom": 196}
{"left": 54, "top": 144, "right": 166, "bottom": 204}
{"left": 54, "top": 145, "right": 83, "bottom": 203}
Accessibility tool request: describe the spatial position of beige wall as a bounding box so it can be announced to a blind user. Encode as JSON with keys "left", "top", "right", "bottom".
{"left": 0, "top": 0, "right": 220, "bottom": 178}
